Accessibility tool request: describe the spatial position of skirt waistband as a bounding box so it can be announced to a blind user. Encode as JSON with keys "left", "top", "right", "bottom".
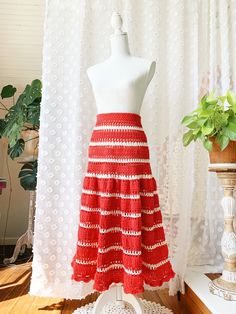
{"left": 96, "top": 112, "right": 142, "bottom": 126}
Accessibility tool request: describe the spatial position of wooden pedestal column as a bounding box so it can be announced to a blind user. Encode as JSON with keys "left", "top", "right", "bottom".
{"left": 208, "top": 164, "right": 236, "bottom": 301}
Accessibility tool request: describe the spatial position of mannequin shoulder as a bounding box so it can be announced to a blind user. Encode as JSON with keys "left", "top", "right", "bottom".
{"left": 86, "top": 63, "right": 101, "bottom": 79}
{"left": 142, "top": 58, "right": 156, "bottom": 75}
{"left": 86, "top": 61, "right": 111, "bottom": 81}
{"left": 146, "top": 59, "right": 156, "bottom": 81}
{"left": 132, "top": 57, "right": 156, "bottom": 74}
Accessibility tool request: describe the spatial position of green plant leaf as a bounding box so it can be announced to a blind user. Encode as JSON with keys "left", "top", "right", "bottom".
{"left": 7, "top": 138, "right": 25, "bottom": 159}
{"left": 203, "top": 138, "right": 213, "bottom": 151}
{"left": 26, "top": 98, "right": 41, "bottom": 126}
{"left": 5, "top": 121, "right": 23, "bottom": 147}
{"left": 181, "top": 115, "right": 195, "bottom": 126}
{"left": 206, "top": 91, "right": 218, "bottom": 105}
{"left": 186, "top": 121, "right": 199, "bottom": 129}
{"left": 1, "top": 85, "right": 17, "bottom": 99}
{"left": 229, "top": 115, "right": 236, "bottom": 124}
{"left": 199, "top": 109, "right": 214, "bottom": 117}
{"left": 193, "top": 130, "right": 201, "bottom": 141}
{"left": 202, "top": 120, "right": 214, "bottom": 135}
{"left": 25, "top": 79, "right": 42, "bottom": 106}
{"left": 192, "top": 127, "right": 201, "bottom": 134}
{"left": 197, "top": 117, "right": 208, "bottom": 125}
{"left": 183, "top": 130, "right": 194, "bottom": 146}
{"left": 219, "top": 96, "right": 227, "bottom": 104}
{"left": 200, "top": 94, "right": 208, "bottom": 109}
{"left": 228, "top": 122, "right": 236, "bottom": 133}
{"left": 222, "top": 127, "right": 236, "bottom": 141}
{"left": 216, "top": 133, "right": 230, "bottom": 151}
{"left": 18, "top": 160, "right": 37, "bottom": 190}
{"left": 0, "top": 119, "right": 6, "bottom": 138}
{"left": 227, "top": 90, "right": 236, "bottom": 107}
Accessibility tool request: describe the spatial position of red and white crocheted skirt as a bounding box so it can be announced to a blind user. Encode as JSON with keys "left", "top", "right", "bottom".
{"left": 71, "top": 112, "right": 175, "bottom": 294}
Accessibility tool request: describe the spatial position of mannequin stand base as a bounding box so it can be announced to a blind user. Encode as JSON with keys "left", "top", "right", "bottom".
{"left": 72, "top": 299, "right": 173, "bottom": 314}
{"left": 209, "top": 278, "right": 236, "bottom": 301}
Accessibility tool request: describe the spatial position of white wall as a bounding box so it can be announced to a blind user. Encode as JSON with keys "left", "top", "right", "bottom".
{"left": 0, "top": 0, "right": 45, "bottom": 244}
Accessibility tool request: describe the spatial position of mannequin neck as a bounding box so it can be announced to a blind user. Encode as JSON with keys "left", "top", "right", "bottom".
{"left": 109, "top": 33, "right": 131, "bottom": 59}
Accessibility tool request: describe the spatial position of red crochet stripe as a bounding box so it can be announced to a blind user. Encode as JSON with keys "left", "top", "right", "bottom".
{"left": 71, "top": 112, "right": 175, "bottom": 294}
{"left": 81, "top": 194, "right": 160, "bottom": 213}
{"left": 96, "top": 112, "right": 142, "bottom": 126}
{"left": 89, "top": 146, "right": 150, "bottom": 159}
{"left": 82, "top": 176, "right": 157, "bottom": 194}
{"left": 91, "top": 130, "right": 148, "bottom": 142}
{"left": 87, "top": 162, "right": 152, "bottom": 175}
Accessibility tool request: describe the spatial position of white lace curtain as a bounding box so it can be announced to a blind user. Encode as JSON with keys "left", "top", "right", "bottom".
{"left": 29, "top": 0, "right": 236, "bottom": 299}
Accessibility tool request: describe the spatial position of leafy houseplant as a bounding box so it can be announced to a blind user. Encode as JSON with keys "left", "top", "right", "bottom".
{"left": 181, "top": 90, "right": 236, "bottom": 163}
{"left": 0, "top": 79, "right": 41, "bottom": 190}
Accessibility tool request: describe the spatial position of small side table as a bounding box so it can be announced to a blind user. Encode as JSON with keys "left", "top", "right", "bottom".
{"left": 0, "top": 177, "right": 7, "bottom": 194}
{"left": 208, "top": 163, "right": 236, "bottom": 301}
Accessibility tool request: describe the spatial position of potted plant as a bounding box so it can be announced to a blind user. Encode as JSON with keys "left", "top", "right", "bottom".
{"left": 181, "top": 90, "right": 236, "bottom": 163}
{"left": 0, "top": 79, "right": 41, "bottom": 190}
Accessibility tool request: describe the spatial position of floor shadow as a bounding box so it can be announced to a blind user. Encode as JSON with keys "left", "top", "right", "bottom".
{"left": 0, "top": 269, "right": 31, "bottom": 302}
{"left": 38, "top": 301, "right": 64, "bottom": 311}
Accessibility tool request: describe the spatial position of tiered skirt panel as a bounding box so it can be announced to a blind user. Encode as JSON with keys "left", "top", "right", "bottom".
{"left": 71, "top": 112, "right": 175, "bottom": 294}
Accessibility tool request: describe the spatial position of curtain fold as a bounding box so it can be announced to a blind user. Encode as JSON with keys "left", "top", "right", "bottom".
{"left": 30, "top": 0, "right": 236, "bottom": 299}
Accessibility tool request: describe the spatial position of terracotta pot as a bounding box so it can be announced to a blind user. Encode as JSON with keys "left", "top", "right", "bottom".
{"left": 209, "top": 136, "right": 236, "bottom": 163}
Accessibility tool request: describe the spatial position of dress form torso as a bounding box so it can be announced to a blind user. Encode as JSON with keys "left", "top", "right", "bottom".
{"left": 87, "top": 57, "right": 156, "bottom": 114}
{"left": 86, "top": 15, "right": 156, "bottom": 114}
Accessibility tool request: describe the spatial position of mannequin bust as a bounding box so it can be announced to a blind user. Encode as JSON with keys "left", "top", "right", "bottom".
{"left": 87, "top": 12, "right": 156, "bottom": 114}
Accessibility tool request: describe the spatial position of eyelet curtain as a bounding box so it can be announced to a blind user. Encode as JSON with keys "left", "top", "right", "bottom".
{"left": 29, "top": 0, "right": 236, "bottom": 299}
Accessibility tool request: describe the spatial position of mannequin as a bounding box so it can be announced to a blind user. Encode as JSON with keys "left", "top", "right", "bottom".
{"left": 87, "top": 13, "right": 156, "bottom": 115}
{"left": 76, "top": 12, "right": 157, "bottom": 314}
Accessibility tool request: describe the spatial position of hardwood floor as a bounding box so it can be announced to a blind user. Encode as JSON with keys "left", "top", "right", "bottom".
{"left": 0, "top": 262, "right": 185, "bottom": 313}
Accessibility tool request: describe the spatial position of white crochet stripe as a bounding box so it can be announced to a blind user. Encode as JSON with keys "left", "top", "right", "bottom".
{"left": 142, "top": 223, "right": 163, "bottom": 231}
{"left": 81, "top": 205, "right": 156, "bottom": 217}
{"left": 75, "top": 259, "right": 97, "bottom": 265}
{"left": 124, "top": 267, "right": 142, "bottom": 275}
{"left": 75, "top": 258, "right": 169, "bottom": 271}
{"left": 79, "top": 222, "right": 99, "bottom": 229}
{"left": 100, "top": 227, "right": 141, "bottom": 236}
{"left": 98, "top": 245, "right": 121, "bottom": 253}
{"left": 79, "top": 223, "right": 142, "bottom": 233}
{"left": 77, "top": 240, "right": 166, "bottom": 251}
{"left": 90, "top": 141, "right": 148, "bottom": 147}
{"left": 141, "top": 240, "right": 167, "bottom": 250}
{"left": 97, "top": 263, "right": 123, "bottom": 272}
{"left": 123, "top": 249, "right": 142, "bottom": 256}
{"left": 97, "top": 264, "right": 142, "bottom": 275}
{"left": 85, "top": 173, "right": 153, "bottom": 180}
{"left": 94, "top": 125, "right": 143, "bottom": 131}
{"left": 101, "top": 209, "right": 121, "bottom": 215}
{"left": 82, "top": 189, "right": 139, "bottom": 199}
{"left": 80, "top": 222, "right": 161, "bottom": 233}
{"left": 98, "top": 245, "right": 142, "bottom": 256}
{"left": 142, "top": 207, "right": 160, "bottom": 214}
{"left": 101, "top": 210, "right": 141, "bottom": 218}
{"left": 88, "top": 157, "right": 150, "bottom": 163}
{"left": 81, "top": 205, "right": 100, "bottom": 213}
{"left": 77, "top": 240, "right": 98, "bottom": 247}
{"left": 82, "top": 189, "right": 157, "bottom": 199}
{"left": 143, "top": 258, "right": 169, "bottom": 270}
